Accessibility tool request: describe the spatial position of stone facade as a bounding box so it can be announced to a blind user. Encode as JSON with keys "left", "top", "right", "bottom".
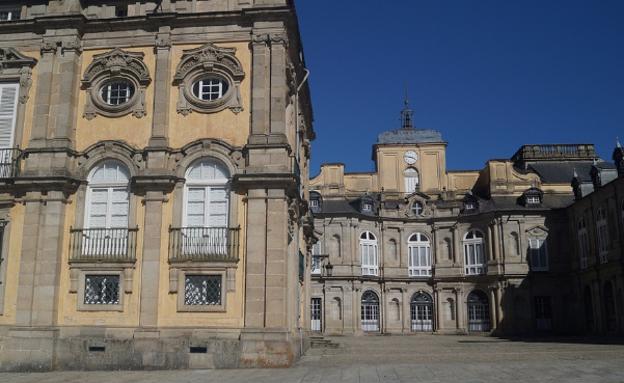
{"left": 0, "top": 0, "right": 315, "bottom": 371}
{"left": 308, "top": 103, "right": 624, "bottom": 337}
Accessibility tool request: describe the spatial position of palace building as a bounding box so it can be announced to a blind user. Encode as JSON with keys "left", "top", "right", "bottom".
{"left": 0, "top": 0, "right": 315, "bottom": 370}
{"left": 308, "top": 101, "right": 624, "bottom": 336}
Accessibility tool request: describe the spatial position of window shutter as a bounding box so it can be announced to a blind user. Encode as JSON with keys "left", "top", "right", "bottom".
{"left": 0, "top": 83, "right": 19, "bottom": 149}
{"left": 207, "top": 187, "right": 228, "bottom": 227}
{"left": 110, "top": 188, "right": 129, "bottom": 228}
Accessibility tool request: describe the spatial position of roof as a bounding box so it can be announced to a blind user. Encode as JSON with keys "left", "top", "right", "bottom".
{"left": 527, "top": 161, "right": 594, "bottom": 184}
{"left": 377, "top": 128, "right": 444, "bottom": 145}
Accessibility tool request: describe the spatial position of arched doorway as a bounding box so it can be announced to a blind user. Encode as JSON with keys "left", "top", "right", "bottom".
{"left": 467, "top": 290, "right": 490, "bottom": 332}
{"left": 410, "top": 292, "right": 433, "bottom": 332}
{"left": 361, "top": 290, "right": 380, "bottom": 332}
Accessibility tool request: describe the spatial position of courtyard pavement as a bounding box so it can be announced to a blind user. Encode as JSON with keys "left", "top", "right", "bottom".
{"left": 2, "top": 335, "right": 624, "bottom": 382}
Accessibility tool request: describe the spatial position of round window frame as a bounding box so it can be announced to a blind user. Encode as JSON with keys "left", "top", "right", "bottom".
{"left": 90, "top": 75, "right": 141, "bottom": 117}
{"left": 183, "top": 71, "right": 235, "bottom": 113}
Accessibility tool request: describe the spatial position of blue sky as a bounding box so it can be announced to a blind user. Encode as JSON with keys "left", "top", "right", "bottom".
{"left": 295, "top": 0, "right": 624, "bottom": 174}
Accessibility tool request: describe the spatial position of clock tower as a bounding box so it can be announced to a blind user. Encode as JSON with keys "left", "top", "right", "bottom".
{"left": 373, "top": 98, "right": 448, "bottom": 195}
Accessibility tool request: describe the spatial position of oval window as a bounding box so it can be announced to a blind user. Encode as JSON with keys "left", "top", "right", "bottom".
{"left": 192, "top": 77, "right": 229, "bottom": 101}
{"left": 100, "top": 81, "right": 135, "bottom": 106}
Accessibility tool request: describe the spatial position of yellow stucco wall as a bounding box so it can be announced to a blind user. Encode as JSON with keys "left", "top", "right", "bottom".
{"left": 167, "top": 43, "right": 251, "bottom": 149}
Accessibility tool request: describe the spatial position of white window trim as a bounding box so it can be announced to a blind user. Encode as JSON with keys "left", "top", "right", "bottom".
{"left": 84, "top": 162, "right": 130, "bottom": 230}
{"left": 463, "top": 231, "right": 486, "bottom": 275}
{"left": 408, "top": 233, "right": 431, "bottom": 277}
{"left": 0, "top": 83, "right": 19, "bottom": 150}
{"left": 529, "top": 238, "right": 549, "bottom": 271}
{"left": 578, "top": 225, "right": 589, "bottom": 269}
{"left": 360, "top": 232, "right": 378, "bottom": 276}
{"left": 311, "top": 242, "right": 322, "bottom": 275}
{"left": 182, "top": 161, "right": 230, "bottom": 228}
{"left": 596, "top": 209, "right": 609, "bottom": 263}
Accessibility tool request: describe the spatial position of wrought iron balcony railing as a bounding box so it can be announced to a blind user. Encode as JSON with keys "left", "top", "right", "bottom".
{"left": 169, "top": 226, "right": 240, "bottom": 262}
{"left": 69, "top": 227, "right": 138, "bottom": 262}
{"left": 0, "top": 148, "right": 21, "bottom": 178}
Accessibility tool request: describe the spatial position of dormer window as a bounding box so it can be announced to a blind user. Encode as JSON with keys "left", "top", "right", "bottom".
{"left": 360, "top": 195, "right": 375, "bottom": 214}
{"left": 462, "top": 193, "right": 478, "bottom": 213}
{"left": 522, "top": 187, "right": 543, "bottom": 207}
{"left": 115, "top": 5, "right": 128, "bottom": 17}
{"left": 362, "top": 202, "right": 373, "bottom": 212}
{"left": 0, "top": 8, "right": 20, "bottom": 22}
{"left": 309, "top": 191, "right": 322, "bottom": 214}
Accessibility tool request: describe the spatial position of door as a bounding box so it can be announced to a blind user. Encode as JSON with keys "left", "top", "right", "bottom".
{"left": 467, "top": 291, "right": 491, "bottom": 332}
{"left": 411, "top": 292, "right": 433, "bottom": 331}
{"left": 311, "top": 298, "right": 322, "bottom": 332}
{"left": 361, "top": 291, "right": 380, "bottom": 332}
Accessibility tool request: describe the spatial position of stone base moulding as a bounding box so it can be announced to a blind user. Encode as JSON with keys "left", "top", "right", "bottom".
{"left": 0, "top": 326, "right": 307, "bottom": 371}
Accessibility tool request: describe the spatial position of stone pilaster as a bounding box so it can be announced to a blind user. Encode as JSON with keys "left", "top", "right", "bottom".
{"left": 268, "top": 33, "right": 288, "bottom": 139}
{"left": 138, "top": 190, "right": 167, "bottom": 327}
{"left": 249, "top": 34, "right": 271, "bottom": 141}
{"left": 149, "top": 27, "right": 172, "bottom": 147}
{"left": 15, "top": 191, "right": 69, "bottom": 326}
{"left": 29, "top": 42, "right": 56, "bottom": 148}
{"left": 244, "top": 189, "right": 268, "bottom": 327}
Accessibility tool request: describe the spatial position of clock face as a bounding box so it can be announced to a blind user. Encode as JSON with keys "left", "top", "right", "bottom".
{"left": 404, "top": 151, "right": 418, "bottom": 164}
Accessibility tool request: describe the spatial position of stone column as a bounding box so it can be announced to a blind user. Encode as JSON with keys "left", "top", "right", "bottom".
{"left": 29, "top": 43, "right": 56, "bottom": 147}
{"left": 489, "top": 288, "right": 498, "bottom": 331}
{"left": 434, "top": 288, "right": 441, "bottom": 332}
{"left": 149, "top": 27, "right": 171, "bottom": 147}
{"left": 243, "top": 189, "right": 267, "bottom": 328}
{"left": 249, "top": 34, "right": 270, "bottom": 140}
{"left": 138, "top": 191, "right": 167, "bottom": 328}
{"left": 456, "top": 288, "right": 464, "bottom": 332}
{"left": 452, "top": 226, "right": 460, "bottom": 266}
{"left": 268, "top": 33, "right": 288, "bottom": 140}
{"left": 16, "top": 191, "right": 69, "bottom": 326}
{"left": 47, "top": 35, "right": 81, "bottom": 148}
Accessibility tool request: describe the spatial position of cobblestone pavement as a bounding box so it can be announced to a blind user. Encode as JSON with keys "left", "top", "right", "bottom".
{"left": 2, "top": 335, "right": 624, "bottom": 383}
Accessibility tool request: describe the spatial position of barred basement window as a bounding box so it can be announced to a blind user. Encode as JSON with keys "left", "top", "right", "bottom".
{"left": 84, "top": 275, "right": 120, "bottom": 305}
{"left": 184, "top": 275, "right": 222, "bottom": 306}
{"left": 100, "top": 81, "right": 135, "bottom": 106}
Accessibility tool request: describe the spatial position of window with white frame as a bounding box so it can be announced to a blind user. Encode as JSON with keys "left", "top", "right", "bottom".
{"left": 183, "top": 159, "right": 230, "bottom": 256}
{"left": 360, "top": 231, "right": 378, "bottom": 276}
{"left": 463, "top": 230, "right": 486, "bottom": 275}
{"left": 0, "top": 8, "right": 20, "bottom": 21}
{"left": 192, "top": 77, "right": 229, "bottom": 101}
{"left": 404, "top": 167, "right": 419, "bottom": 193}
{"left": 85, "top": 161, "right": 130, "bottom": 229}
{"left": 411, "top": 201, "right": 424, "bottom": 216}
{"left": 100, "top": 81, "right": 135, "bottom": 106}
{"left": 596, "top": 207, "right": 609, "bottom": 263}
{"left": 311, "top": 242, "right": 322, "bottom": 275}
{"left": 0, "top": 83, "right": 19, "bottom": 150}
{"left": 408, "top": 233, "right": 432, "bottom": 277}
{"left": 578, "top": 218, "right": 590, "bottom": 269}
{"left": 528, "top": 237, "right": 549, "bottom": 271}
{"left": 526, "top": 195, "right": 541, "bottom": 204}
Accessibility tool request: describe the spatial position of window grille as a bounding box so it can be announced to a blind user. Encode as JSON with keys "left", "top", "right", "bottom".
{"left": 101, "top": 81, "right": 135, "bottom": 105}
{"left": 193, "top": 78, "right": 228, "bottom": 101}
{"left": 84, "top": 275, "right": 120, "bottom": 305}
{"left": 184, "top": 275, "right": 222, "bottom": 306}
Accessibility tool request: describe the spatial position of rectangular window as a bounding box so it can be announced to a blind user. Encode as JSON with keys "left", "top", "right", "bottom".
{"left": 534, "top": 296, "right": 552, "bottom": 331}
{"left": 597, "top": 222, "right": 609, "bottom": 263}
{"left": 529, "top": 238, "right": 549, "bottom": 271}
{"left": 84, "top": 274, "right": 120, "bottom": 305}
{"left": 184, "top": 275, "right": 222, "bottom": 306}
{"left": 0, "top": 9, "right": 20, "bottom": 21}
{"left": 578, "top": 230, "right": 589, "bottom": 269}
{"left": 464, "top": 242, "right": 486, "bottom": 275}
{"left": 408, "top": 245, "right": 432, "bottom": 277}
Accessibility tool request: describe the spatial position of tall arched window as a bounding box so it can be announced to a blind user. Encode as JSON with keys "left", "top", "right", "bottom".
{"left": 410, "top": 292, "right": 433, "bottom": 331}
{"left": 361, "top": 290, "right": 380, "bottom": 332}
{"left": 83, "top": 160, "right": 131, "bottom": 257}
{"left": 404, "top": 167, "right": 419, "bottom": 193}
{"left": 596, "top": 207, "right": 609, "bottom": 263}
{"left": 360, "top": 231, "right": 378, "bottom": 276}
{"left": 182, "top": 158, "right": 230, "bottom": 256}
{"left": 85, "top": 160, "right": 130, "bottom": 229}
{"left": 408, "top": 233, "right": 431, "bottom": 277}
{"left": 578, "top": 217, "right": 589, "bottom": 269}
{"left": 467, "top": 290, "right": 490, "bottom": 332}
{"left": 463, "top": 230, "right": 486, "bottom": 275}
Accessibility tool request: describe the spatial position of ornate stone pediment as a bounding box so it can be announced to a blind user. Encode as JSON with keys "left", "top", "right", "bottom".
{"left": 526, "top": 225, "right": 549, "bottom": 237}
{"left": 0, "top": 48, "right": 38, "bottom": 104}
{"left": 173, "top": 44, "right": 245, "bottom": 115}
{"left": 81, "top": 48, "right": 152, "bottom": 120}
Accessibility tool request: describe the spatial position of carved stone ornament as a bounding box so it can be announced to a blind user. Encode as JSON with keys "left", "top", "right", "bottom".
{"left": 81, "top": 48, "right": 152, "bottom": 120}
{"left": 173, "top": 43, "right": 245, "bottom": 115}
{"left": 0, "top": 48, "right": 37, "bottom": 104}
